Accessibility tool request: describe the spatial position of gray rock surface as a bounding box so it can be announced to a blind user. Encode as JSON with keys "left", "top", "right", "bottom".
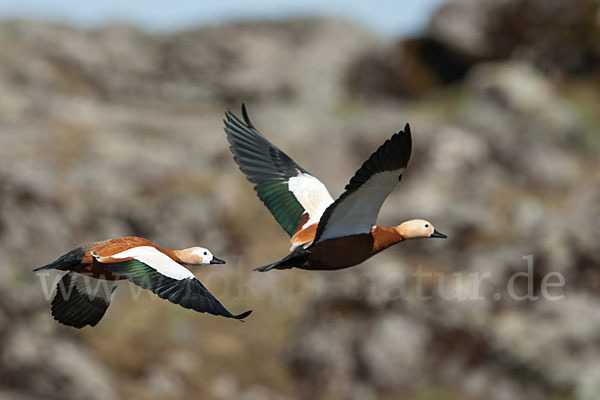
{"left": 351, "top": 0, "right": 600, "bottom": 98}
{"left": 428, "top": 0, "right": 600, "bottom": 74}
{"left": 1, "top": 4, "right": 599, "bottom": 400}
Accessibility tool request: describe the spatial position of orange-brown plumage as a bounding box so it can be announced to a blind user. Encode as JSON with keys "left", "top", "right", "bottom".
{"left": 291, "top": 223, "right": 318, "bottom": 249}
{"left": 225, "top": 105, "right": 446, "bottom": 273}
{"left": 33, "top": 236, "right": 249, "bottom": 328}
{"left": 305, "top": 233, "right": 374, "bottom": 270}
{"left": 277, "top": 227, "right": 405, "bottom": 271}
{"left": 91, "top": 236, "right": 155, "bottom": 258}
{"left": 51, "top": 236, "right": 177, "bottom": 280}
{"left": 75, "top": 237, "right": 153, "bottom": 279}
{"left": 371, "top": 226, "right": 404, "bottom": 254}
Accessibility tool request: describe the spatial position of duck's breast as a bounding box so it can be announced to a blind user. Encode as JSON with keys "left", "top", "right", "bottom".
{"left": 307, "top": 233, "right": 374, "bottom": 270}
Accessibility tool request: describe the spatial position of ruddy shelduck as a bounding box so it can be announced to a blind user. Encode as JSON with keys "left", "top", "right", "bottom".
{"left": 224, "top": 105, "right": 446, "bottom": 272}
{"left": 33, "top": 236, "right": 251, "bottom": 328}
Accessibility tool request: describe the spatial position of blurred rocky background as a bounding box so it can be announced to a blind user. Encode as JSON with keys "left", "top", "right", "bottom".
{"left": 1, "top": 0, "right": 600, "bottom": 399}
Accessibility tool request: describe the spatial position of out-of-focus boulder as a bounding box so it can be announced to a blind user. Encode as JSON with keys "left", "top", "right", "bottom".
{"left": 285, "top": 54, "right": 600, "bottom": 400}
{"left": 429, "top": 0, "right": 600, "bottom": 75}
{"left": 0, "top": 19, "right": 379, "bottom": 108}
{"left": 351, "top": 0, "right": 600, "bottom": 98}
{"left": 463, "top": 61, "right": 582, "bottom": 188}
{"left": 1, "top": 325, "right": 117, "bottom": 400}
{"left": 349, "top": 37, "right": 475, "bottom": 98}
{"left": 1, "top": 10, "right": 599, "bottom": 400}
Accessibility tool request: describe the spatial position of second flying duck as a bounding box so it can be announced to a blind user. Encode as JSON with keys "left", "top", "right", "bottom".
{"left": 224, "top": 105, "right": 446, "bottom": 272}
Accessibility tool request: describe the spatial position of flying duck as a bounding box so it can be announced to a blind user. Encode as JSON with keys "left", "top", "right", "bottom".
{"left": 33, "top": 236, "right": 252, "bottom": 328}
{"left": 224, "top": 105, "right": 446, "bottom": 272}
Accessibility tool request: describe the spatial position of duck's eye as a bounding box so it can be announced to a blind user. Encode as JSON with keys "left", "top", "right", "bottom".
{"left": 203, "top": 251, "right": 208, "bottom": 256}
{"left": 424, "top": 224, "right": 429, "bottom": 228}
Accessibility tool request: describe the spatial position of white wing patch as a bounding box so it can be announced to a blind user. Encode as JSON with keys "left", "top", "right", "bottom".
{"left": 99, "top": 246, "right": 195, "bottom": 281}
{"left": 288, "top": 172, "right": 334, "bottom": 228}
{"left": 315, "top": 169, "right": 403, "bottom": 243}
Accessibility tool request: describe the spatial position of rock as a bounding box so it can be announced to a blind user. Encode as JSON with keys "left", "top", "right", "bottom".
{"left": 287, "top": 316, "right": 367, "bottom": 399}
{"left": 492, "top": 295, "right": 600, "bottom": 387}
{"left": 1, "top": 12, "right": 599, "bottom": 400}
{"left": 358, "top": 314, "right": 429, "bottom": 391}
{"left": 284, "top": 53, "right": 599, "bottom": 400}
{"left": 349, "top": 39, "right": 443, "bottom": 98}
{"left": 1, "top": 325, "right": 117, "bottom": 400}
{"left": 463, "top": 61, "right": 581, "bottom": 189}
{"left": 349, "top": 35, "right": 481, "bottom": 98}
{"left": 0, "top": 18, "right": 378, "bottom": 108}
{"left": 353, "top": 0, "right": 600, "bottom": 99}
{"left": 428, "top": 0, "right": 509, "bottom": 60}
{"left": 428, "top": 0, "right": 600, "bottom": 75}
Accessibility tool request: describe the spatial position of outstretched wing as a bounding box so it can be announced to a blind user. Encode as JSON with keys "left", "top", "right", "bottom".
{"left": 93, "top": 246, "right": 251, "bottom": 320}
{"left": 313, "top": 124, "right": 412, "bottom": 244}
{"left": 51, "top": 272, "right": 118, "bottom": 328}
{"left": 224, "top": 104, "right": 334, "bottom": 237}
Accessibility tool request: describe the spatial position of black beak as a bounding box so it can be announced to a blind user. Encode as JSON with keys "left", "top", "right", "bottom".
{"left": 210, "top": 257, "right": 226, "bottom": 264}
{"left": 431, "top": 229, "right": 447, "bottom": 239}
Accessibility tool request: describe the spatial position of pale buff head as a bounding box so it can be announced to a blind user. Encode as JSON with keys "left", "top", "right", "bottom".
{"left": 395, "top": 219, "right": 447, "bottom": 240}
{"left": 176, "top": 247, "right": 225, "bottom": 265}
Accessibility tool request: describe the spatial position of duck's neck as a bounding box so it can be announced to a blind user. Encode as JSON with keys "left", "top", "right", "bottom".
{"left": 158, "top": 247, "right": 183, "bottom": 263}
{"left": 371, "top": 226, "right": 404, "bottom": 254}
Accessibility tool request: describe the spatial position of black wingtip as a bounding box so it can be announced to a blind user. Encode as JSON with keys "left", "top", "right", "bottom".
{"left": 241, "top": 103, "right": 254, "bottom": 128}
{"left": 50, "top": 274, "right": 110, "bottom": 329}
{"left": 404, "top": 123, "right": 411, "bottom": 134}
{"left": 234, "top": 309, "right": 253, "bottom": 320}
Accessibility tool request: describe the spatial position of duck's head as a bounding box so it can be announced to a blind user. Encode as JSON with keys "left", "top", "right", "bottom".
{"left": 178, "top": 247, "right": 226, "bottom": 265}
{"left": 395, "top": 219, "right": 447, "bottom": 240}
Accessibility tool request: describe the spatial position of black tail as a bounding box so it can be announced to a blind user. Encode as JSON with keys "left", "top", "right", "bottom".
{"left": 33, "top": 247, "right": 86, "bottom": 272}
{"left": 33, "top": 262, "right": 61, "bottom": 272}
{"left": 254, "top": 262, "right": 284, "bottom": 272}
{"left": 254, "top": 247, "right": 309, "bottom": 272}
